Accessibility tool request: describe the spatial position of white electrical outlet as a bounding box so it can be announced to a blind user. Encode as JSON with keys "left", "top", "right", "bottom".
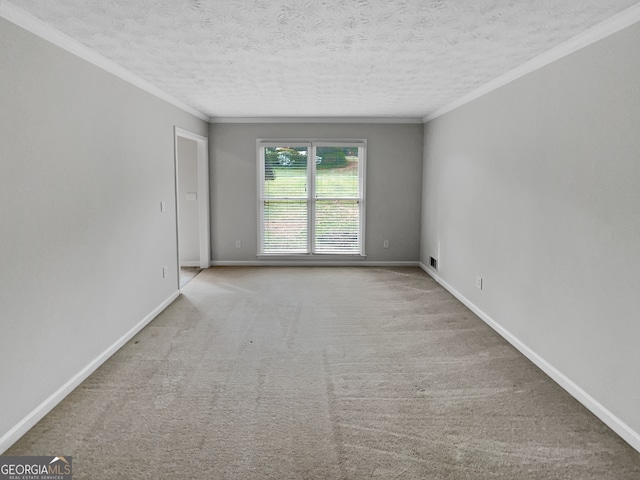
{"left": 162, "top": 267, "right": 169, "bottom": 278}
{"left": 235, "top": 240, "right": 241, "bottom": 249}
{"left": 383, "top": 240, "right": 389, "bottom": 249}
{"left": 476, "top": 276, "right": 483, "bottom": 290}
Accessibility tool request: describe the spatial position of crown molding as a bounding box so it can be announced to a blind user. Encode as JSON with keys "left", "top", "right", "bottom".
{"left": 208, "top": 116, "right": 424, "bottom": 124}
{"left": 0, "top": 0, "right": 209, "bottom": 122}
{"left": 423, "top": 2, "right": 640, "bottom": 123}
{"left": 5, "top": 0, "right": 639, "bottom": 126}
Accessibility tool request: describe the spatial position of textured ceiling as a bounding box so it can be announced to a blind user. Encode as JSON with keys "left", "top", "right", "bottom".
{"left": 8, "top": 0, "right": 640, "bottom": 119}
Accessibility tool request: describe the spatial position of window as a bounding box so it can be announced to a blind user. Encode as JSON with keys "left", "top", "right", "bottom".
{"left": 258, "top": 140, "right": 366, "bottom": 256}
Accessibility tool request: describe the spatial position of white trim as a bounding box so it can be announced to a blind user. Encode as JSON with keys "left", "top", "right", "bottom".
{"left": 195, "top": 136, "right": 211, "bottom": 270}
{"left": 5, "top": 0, "right": 640, "bottom": 127}
{"left": 211, "top": 260, "right": 419, "bottom": 267}
{"left": 256, "top": 141, "right": 265, "bottom": 254}
{"left": 359, "top": 142, "right": 367, "bottom": 255}
{"left": 424, "top": 3, "right": 640, "bottom": 122}
{"left": 179, "top": 261, "right": 201, "bottom": 268}
{"left": 174, "top": 128, "right": 209, "bottom": 144}
{"left": 257, "top": 254, "right": 367, "bottom": 260}
{"left": 258, "top": 142, "right": 312, "bottom": 148}
{"left": 210, "top": 117, "right": 424, "bottom": 124}
{"left": 257, "top": 140, "right": 366, "bottom": 256}
{"left": 309, "top": 145, "right": 317, "bottom": 254}
{"left": 174, "top": 128, "right": 210, "bottom": 273}
{"left": 0, "top": 1, "right": 208, "bottom": 122}
{"left": 0, "top": 291, "right": 180, "bottom": 454}
{"left": 258, "top": 138, "right": 368, "bottom": 145}
{"left": 418, "top": 263, "right": 640, "bottom": 454}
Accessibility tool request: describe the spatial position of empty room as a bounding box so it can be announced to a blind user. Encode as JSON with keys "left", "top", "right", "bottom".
{"left": 1, "top": 1, "right": 640, "bottom": 478}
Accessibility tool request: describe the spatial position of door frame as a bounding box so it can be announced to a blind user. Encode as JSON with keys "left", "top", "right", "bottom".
{"left": 174, "top": 127, "right": 210, "bottom": 284}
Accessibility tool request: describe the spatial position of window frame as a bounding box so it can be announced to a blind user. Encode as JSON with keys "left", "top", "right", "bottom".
{"left": 257, "top": 139, "right": 367, "bottom": 257}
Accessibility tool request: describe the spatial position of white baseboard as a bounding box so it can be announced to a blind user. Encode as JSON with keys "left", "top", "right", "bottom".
{"left": 210, "top": 260, "right": 420, "bottom": 267}
{"left": 0, "top": 290, "right": 180, "bottom": 454}
{"left": 418, "top": 263, "right": 640, "bottom": 453}
{"left": 180, "top": 261, "right": 201, "bottom": 268}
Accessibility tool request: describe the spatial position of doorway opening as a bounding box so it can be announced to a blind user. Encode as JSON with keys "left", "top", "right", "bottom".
{"left": 174, "top": 127, "right": 210, "bottom": 289}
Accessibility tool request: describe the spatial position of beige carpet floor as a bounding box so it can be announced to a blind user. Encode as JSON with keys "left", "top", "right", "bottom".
{"left": 7, "top": 267, "right": 640, "bottom": 479}
{"left": 179, "top": 266, "right": 202, "bottom": 288}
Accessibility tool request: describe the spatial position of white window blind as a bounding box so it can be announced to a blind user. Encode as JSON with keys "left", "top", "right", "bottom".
{"left": 259, "top": 141, "right": 365, "bottom": 256}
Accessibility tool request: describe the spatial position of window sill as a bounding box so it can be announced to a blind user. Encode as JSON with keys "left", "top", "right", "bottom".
{"left": 257, "top": 254, "right": 367, "bottom": 261}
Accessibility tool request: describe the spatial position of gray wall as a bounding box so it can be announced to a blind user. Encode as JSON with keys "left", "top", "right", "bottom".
{"left": 0, "top": 18, "right": 207, "bottom": 447}
{"left": 177, "top": 137, "right": 200, "bottom": 264}
{"left": 421, "top": 22, "right": 640, "bottom": 437}
{"left": 209, "top": 123, "right": 424, "bottom": 263}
